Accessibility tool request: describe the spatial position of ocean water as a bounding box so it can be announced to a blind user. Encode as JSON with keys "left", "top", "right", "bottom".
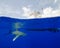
{"left": 0, "top": 17, "right": 60, "bottom": 48}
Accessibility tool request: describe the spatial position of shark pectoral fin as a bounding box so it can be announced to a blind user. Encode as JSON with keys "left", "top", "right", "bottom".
{"left": 13, "top": 35, "right": 20, "bottom": 41}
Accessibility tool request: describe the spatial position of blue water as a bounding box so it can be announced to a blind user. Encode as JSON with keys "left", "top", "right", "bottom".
{"left": 0, "top": 17, "right": 60, "bottom": 48}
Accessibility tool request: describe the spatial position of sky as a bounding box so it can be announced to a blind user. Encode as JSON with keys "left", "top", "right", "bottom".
{"left": 0, "top": 0, "right": 60, "bottom": 19}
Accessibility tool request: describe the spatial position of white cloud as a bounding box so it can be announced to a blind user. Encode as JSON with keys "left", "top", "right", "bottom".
{"left": 42, "top": 7, "right": 60, "bottom": 18}
{"left": 0, "top": 3, "right": 60, "bottom": 19}
{"left": 54, "top": 0, "right": 57, "bottom": 3}
{"left": 22, "top": 7, "right": 32, "bottom": 17}
{"left": 22, "top": 6, "right": 42, "bottom": 19}
{"left": 22, "top": 6, "right": 60, "bottom": 19}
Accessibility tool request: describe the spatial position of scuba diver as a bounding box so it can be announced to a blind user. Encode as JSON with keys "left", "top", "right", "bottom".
{"left": 6, "top": 22, "right": 60, "bottom": 41}
{"left": 8, "top": 22, "right": 26, "bottom": 41}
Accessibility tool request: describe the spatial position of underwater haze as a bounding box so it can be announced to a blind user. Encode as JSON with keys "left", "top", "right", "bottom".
{"left": 0, "top": 16, "right": 60, "bottom": 48}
